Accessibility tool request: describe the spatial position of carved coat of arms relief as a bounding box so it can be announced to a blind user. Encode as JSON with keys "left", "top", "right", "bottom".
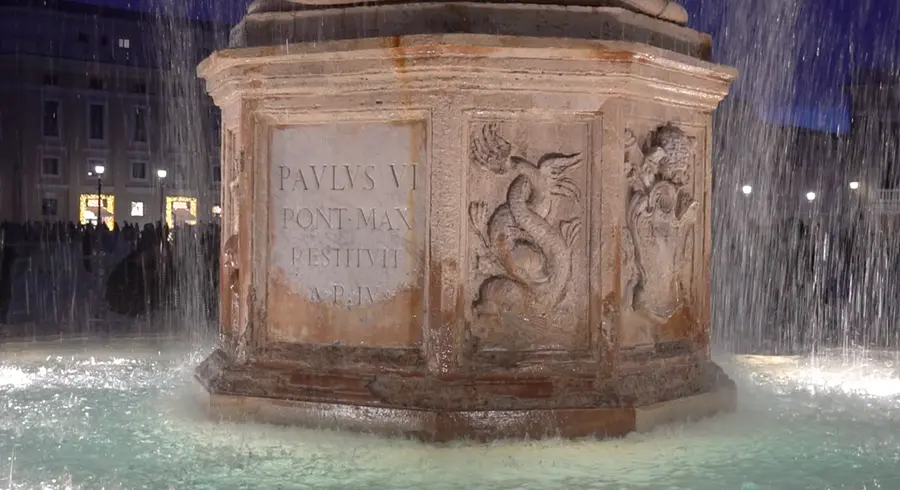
{"left": 621, "top": 123, "right": 697, "bottom": 327}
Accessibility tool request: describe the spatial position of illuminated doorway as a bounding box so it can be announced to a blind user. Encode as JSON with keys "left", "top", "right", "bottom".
{"left": 79, "top": 193, "right": 116, "bottom": 228}
{"left": 165, "top": 196, "right": 198, "bottom": 228}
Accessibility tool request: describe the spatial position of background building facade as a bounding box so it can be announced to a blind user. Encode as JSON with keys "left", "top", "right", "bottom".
{"left": 848, "top": 67, "right": 900, "bottom": 221}
{"left": 0, "top": 0, "right": 227, "bottom": 226}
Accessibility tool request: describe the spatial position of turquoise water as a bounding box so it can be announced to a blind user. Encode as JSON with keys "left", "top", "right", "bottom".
{"left": 2, "top": 340, "right": 900, "bottom": 490}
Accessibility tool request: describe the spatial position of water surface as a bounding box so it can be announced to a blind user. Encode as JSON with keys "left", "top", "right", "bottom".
{"left": 2, "top": 339, "right": 899, "bottom": 490}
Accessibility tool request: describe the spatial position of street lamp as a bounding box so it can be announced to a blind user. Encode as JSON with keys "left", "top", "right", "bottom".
{"left": 741, "top": 185, "right": 752, "bottom": 195}
{"left": 806, "top": 191, "right": 816, "bottom": 202}
{"left": 849, "top": 181, "right": 860, "bottom": 190}
{"left": 157, "top": 169, "right": 168, "bottom": 227}
{"left": 94, "top": 165, "right": 105, "bottom": 228}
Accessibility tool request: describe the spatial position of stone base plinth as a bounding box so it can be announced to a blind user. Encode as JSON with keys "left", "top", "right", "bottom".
{"left": 196, "top": 350, "right": 735, "bottom": 441}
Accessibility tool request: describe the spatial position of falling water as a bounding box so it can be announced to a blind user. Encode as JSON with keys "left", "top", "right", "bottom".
{"left": 703, "top": 0, "right": 900, "bottom": 356}
{"left": 146, "top": 0, "right": 233, "bottom": 345}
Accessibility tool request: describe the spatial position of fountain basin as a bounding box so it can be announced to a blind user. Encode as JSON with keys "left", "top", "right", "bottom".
{"left": 2, "top": 338, "right": 899, "bottom": 489}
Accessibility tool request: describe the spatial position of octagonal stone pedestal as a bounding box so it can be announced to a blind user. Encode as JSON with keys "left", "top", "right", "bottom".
{"left": 196, "top": 1, "right": 737, "bottom": 442}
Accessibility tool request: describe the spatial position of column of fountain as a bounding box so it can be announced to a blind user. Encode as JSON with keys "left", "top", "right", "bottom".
{"left": 195, "top": 0, "right": 738, "bottom": 441}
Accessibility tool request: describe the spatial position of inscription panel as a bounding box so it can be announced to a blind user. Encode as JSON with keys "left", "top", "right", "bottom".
{"left": 268, "top": 120, "right": 428, "bottom": 346}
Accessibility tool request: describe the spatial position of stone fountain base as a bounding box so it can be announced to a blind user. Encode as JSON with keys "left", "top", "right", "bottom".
{"left": 196, "top": 350, "right": 735, "bottom": 441}
{"left": 196, "top": 1, "right": 737, "bottom": 442}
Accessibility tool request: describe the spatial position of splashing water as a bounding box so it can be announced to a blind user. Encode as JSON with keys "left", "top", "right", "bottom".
{"left": 1, "top": 339, "right": 900, "bottom": 489}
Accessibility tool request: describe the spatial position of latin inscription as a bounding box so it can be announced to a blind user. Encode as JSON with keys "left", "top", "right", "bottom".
{"left": 281, "top": 207, "right": 412, "bottom": 231}
{"left": 270, "top": 122, "right": 426, "bottom": 307}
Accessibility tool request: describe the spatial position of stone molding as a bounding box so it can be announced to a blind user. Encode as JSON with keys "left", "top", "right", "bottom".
{"left": 247, "top": 0, "right": 689, "bottom": 26}
{"left": 232, "top": 2, "right": 703, "bottom": 56}
{"left": 200, "top": 34, "right": 735, "bottom": 111}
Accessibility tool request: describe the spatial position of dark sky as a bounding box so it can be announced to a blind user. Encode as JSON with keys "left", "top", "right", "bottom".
{"left": 72, "top": 0, "right": 900, "bottom": 132}
{"left": 683, "top": 0, "right": 900, "bottom": 132}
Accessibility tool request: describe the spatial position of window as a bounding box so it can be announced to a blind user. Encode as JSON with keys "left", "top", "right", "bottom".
{"left": 42, "top": 199, "right": 58, "bottom": 217}
{"left": 77, "top": 32, "right": 88, "bottom": 43}
{"left": 130, "top": 201, "right": 144, "bottom": 217}
{"left": 131, "top": 161, "right": 147, "bottom": 180}
{"left": 174, "top": 163, "right": 187, "bottom": 184}
{"left": 100, "top": 36, "right": 109, "bottom": 46}
{"left": 133, "top": 107, "right": 147, "bottom": 142}
{"left": 42, "top": 74, "right": 58, "bottom": 86}
{"left": 87, "top": 158, "right": 106, "bottom": 178}
{"left": 130, "top": 81, "right": 147, "bottom": 94}
{"left": 41, "top": 157, "right": 60, "bottom": 176}
{"left": 88, "top": 103, "right": 105, "bottom": 140}
{"left": 89, "top": 78, "right": 104, "bottom": 90}
{"left": 211, "top": 165, "right": 221, "bottom": 183}
{"left": 42, "top": 100, "right": 59, "bottom": 137}
{"left": 118, "top": 38, "right": 130, "bottom": 49}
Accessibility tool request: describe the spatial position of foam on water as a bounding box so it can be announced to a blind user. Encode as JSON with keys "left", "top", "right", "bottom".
{"left": 0, "top": 367, "right": 31, "bottom": 389}
{"left": 1, "top": 340, "right": 899, "bottom": 490}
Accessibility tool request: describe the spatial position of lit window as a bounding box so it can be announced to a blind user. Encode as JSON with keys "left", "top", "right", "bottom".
{"left": 118, "top": 38, "right": 130, "bottom": 49}
{"left": 131, "top": 201, "right": 144, "bottom": 217}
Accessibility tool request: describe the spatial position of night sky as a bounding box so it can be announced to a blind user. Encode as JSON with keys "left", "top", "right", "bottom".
{"left": 684, "top": 0, "right": 900, "bottom": 133}
{"left": 67, "top": 0, "right": 900, "bottom": 133}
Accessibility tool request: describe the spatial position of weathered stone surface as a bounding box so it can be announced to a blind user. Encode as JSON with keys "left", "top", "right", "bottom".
{"left": 247, "top": 0, "right": 689, "bottom": 25}
{"left": 197, "top": 11, "right": 735, "bottom": 440}
{"left": 466, "top": 119, "right": 589, "bottom": 353}
{"left": 232, "top": 2, "right": 708, "bottom": 58}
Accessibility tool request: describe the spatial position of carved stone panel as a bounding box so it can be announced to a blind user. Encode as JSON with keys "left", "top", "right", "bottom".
{"left": 465, "top": 119, "right": 590, "bottom": 353}
{"left": 620, "top": 122, "right": 700, "bottom": 348}
{"left": 267, "top": 120, "right": 428, "bottom": 347}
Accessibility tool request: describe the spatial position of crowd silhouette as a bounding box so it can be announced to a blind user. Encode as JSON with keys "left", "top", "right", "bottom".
{"left": 0, "top": 220, "right": 220, "bottom": 331}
